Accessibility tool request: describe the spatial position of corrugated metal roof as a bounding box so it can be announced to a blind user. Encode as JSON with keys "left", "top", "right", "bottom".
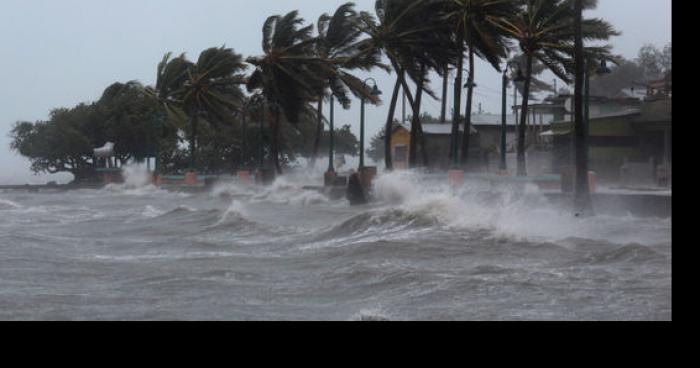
{"left": 398, "top": 122, "right": 476, "bottom": 135}
{"left": 551, "top": 109, "right": 642, "bottom": 124}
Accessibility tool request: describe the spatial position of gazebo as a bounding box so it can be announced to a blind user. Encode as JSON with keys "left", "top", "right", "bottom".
{"left": 94, "top": 142, "right": 123, "bottom": 184}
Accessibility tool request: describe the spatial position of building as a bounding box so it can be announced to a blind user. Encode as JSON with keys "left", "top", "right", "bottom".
{"left": 389, "top": 114, "right": 532, "bottom": 171}
{"left": 549, "top": 95, "right": 672, "bottom": 186}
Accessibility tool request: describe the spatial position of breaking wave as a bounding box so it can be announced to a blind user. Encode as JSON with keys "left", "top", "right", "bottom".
{"left": 0, "top": 198, "right": 22, "bottom": 210}
{"left": 371, "top": 171, "right": 671, "bottom": 246}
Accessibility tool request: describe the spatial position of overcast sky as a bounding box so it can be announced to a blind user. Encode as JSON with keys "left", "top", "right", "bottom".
{"left": 0, "top": 0, "right": 672, "bottom": 184}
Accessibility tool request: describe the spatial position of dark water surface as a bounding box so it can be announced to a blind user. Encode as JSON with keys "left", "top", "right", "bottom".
{"left": 0, "top": 172, "right": 672, "bottom": 321}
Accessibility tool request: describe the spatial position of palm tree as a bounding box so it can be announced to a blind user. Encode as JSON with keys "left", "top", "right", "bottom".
{"left": 508, "top": 53, "right": 554, "bottom": 146}
{"left": 153, "top": 47, "right": 247, "bottom": 171}
{"left": 358, "top": 0, "right": 457, "bottom": 170}
{"left": 492, "top": 0, "right": 618, "bottom": 177}
{"left": 310, "top": 2, "right": 385, "bottom": 170}
{"left": 247, "top": 11, "right": 326, "bottom": 174}
{"left": 402, "top": 2, "right": 458, "bottom": 169}
{"left": 443, "top": 0, "right": 517, "bottom": 167}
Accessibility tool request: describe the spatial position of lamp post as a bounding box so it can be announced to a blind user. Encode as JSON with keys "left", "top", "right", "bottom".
{"left": 360, "top": 78, "right": 382, "bottom": 170}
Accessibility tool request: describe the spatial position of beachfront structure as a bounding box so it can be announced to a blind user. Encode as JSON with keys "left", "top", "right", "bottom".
{"left": 390, "top": 113, "right": 546, "bottom": 171}
{"left": 549, "top": 95, "right": 672, "bottom": 186}
{"left": 93, "top": 142, "right": 123, "bottom": 184}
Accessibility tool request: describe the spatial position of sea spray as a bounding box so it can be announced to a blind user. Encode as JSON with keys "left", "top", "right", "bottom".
{"left": 251, "top": 176, "right": 331, "bottom": 206}
{"left": 101, "top": 163, "right": 189, "bottom": 198}
{"left": 368, "top": 170, "right": 670, "bottom": 245}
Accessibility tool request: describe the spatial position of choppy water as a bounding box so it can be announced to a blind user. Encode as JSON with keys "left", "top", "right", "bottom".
{"left": 0, "top": 169, "right": 672, "bottom": 321}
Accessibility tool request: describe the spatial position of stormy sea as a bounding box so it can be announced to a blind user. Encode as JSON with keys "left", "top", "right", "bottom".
{"left": 0, "top": 167, "right": 672, "bottom": 321}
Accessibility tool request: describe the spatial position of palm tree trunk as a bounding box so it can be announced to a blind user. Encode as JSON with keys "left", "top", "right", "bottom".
{"left": 384, "top": 73, "right": 403, "bottom": 172}
{"left": 517, "top": 53, "right": 534, "bottom": 177}
{"left": 190, "top": 114, "right": 198, "bottom": 171}
{"left": 271, "top": 108, "right": 282, "bottom": 175}
{"left": 574, "top": 0, "right": 593, "bottom": 215}
{"left": 401, "top": 76, "right": 428, "bottom": 169}
{"left": 408, "top": 69, "right": 426, "bottom": 168}
{"left": 440, "top": 66, "right": 449, "bottom": 123}
{"left": 310, "top": 96, "right": 324, "bottom": 169}
{"left": 461, "top": 47, "right": 475, "bottom": 167}
{"left": 450, "top": 39, "right": 465, "bottom": 166}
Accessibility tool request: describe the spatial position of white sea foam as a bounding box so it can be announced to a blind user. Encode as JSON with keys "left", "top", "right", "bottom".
{"left": 372, "top": 170, "right": 671, "bottom": 245}
{"left": 250, "top": 176, "right": 330, "bottom": 206}
{"left": 0, "top": 198, "right": 22, "bottom": 210}
{"left": 141, "top": 205, "right": 166, "bottom": 218}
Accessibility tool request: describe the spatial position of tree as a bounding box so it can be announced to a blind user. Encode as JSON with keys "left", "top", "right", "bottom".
{"left": 98, "top": 81, "right": 172, "bottom": 164}
{"left": 247, "top": 11, "right": 326, "bottom": 174}
{"left": 399, "top": 1, "right": 458, "bottom": 169}
{"left": 153, "top": 47, "right": 247, "bottom": 171}
{"left": 358, "top": 0, "right": 457, "bottom": 170}
{"left": 637, "top": 44, "right": 664, "bottom": 81}
{"left": 309, "top": 2, "right": 385, "bottom": 169}
{"left": 10, "top": 81, "right": 179, "bottom": 182}
{"left": 443, "top": 0, "right": 517, "bottom": 167}
{"left": 508, "top": 53, "right": 555, "bottom": 98}
{"left": 10, "top": 106, "right": 98, "bottom": 182}
{"left": 492, "top": 0, "right": 618, "bottom": 176}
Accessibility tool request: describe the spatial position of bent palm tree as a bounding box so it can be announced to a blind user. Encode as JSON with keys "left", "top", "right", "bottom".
{"left": 492, "top": 0, "right": 618, "bottom": 176}
{"left": 443, "top": 0, "right": 517, "bottom": 167}
{"left": 310, "top": 2, "right": 386, "bottom": 170}
{"left": 358, "top": 0, "right": 457, "bottom": 170}
{"left": 247, "top": 11, "right": 326, "bottom": 174}
{"left": 152, "top": 47, "right": 247, "bottom": 170}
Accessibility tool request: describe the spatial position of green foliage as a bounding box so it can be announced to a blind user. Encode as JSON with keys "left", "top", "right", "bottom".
{"left": 10, "top": 83, "right": 178, "bottom": 182}
{"left": 588, "top": 42, "right": 672, "bottom": 98}
{"left": 493, "top": 0, "right": 619, "bottom": 83}
{"left": 152, "top": 47, "right": 247, "bottom": 169}
{"left": 10, "top": 106, "right": 97, "bottom": 181}
{"left": 247, "top": 11, "right": 325, "bottom": 125}
{"left": 9, "top": 1, "right": 631, "bottom": 178}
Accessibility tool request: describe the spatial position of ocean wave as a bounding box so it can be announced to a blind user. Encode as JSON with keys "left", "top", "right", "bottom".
{"left": 370, "top": 171, "right": 672, "bottom": 246}
{"left": 0, "top": 198, "right": 22, "bottom": 210}
{"left": 580, "top": 244, "right": 668, "bottom": 265}
{"left": 251, "top": 178, "right": 331, "bottom": 206}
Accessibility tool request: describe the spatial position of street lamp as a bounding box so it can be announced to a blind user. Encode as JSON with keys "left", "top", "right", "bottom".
{"left": 360, "top": 78, "right": 382, "bottom": 169}
{"left": 463, "top": 78, "right": 478, "bottom": 89}
{"left": 513, "top": 67, "right": 526, "bottom": 83}
{"left": 596, "top": 59, "right": 612, "bottom": 75}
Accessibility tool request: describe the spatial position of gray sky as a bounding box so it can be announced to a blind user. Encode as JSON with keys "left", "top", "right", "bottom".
{"left": 0, "top": 0, "right": 672, "bottom": 184}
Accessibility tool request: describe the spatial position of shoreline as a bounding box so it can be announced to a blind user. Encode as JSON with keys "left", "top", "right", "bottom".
{"left": 1, "top": 181, "right": 672, "bottom": 219}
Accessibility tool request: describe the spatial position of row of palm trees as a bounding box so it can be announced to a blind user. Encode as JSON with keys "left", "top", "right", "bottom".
{"left": 145, "top": 0, "right": 618, "bottom": 186}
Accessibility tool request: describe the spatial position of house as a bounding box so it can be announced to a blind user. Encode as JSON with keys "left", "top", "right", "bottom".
{"left": 389, "top": 113, "right": 530, "bottom": 171}
{"left": 549, "top": 95, "right": 672, "bottom": 186}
